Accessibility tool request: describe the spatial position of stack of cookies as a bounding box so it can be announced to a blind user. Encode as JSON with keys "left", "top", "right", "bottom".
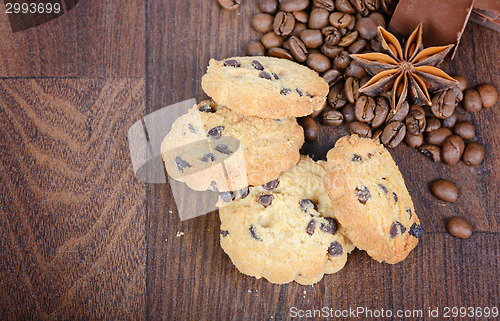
{"left": 161, "top": 56, "right": 424, "bottom": 285}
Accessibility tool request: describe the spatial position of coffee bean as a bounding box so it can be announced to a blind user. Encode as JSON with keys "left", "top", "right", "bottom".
{"left": 299, "top": 117, "right": 318, "bottom": 141}
{"left": 463, "top": 89, "right": 483, "bottom": 112}
{"left": 309, "top": 8, "right": 330, "bottom": 29}
{"left": 311, "top": 101, "right": 327, "bottom": 118}
{"left": 441, "top": 110, "right": 458, "bottom": 128}
{"left": 342, "top": 103, "right": 356, "bottom": 122}
{"left": 329, "top": 12, "right": 353, "bottom": 28}
{"left": 367, "top": 12, "right": 385, "bottom": 27}
{"left": 381, "top": 121, "right": 406, "bottom": 148}
{"left": 322, "top": 69, "right": 343, "bottom": 86}
{"left": 408, "top": 223, "right": 424, "bottom": 238}
{"left": 447, "top": 217, "right": 472, "bottom": 239}
{"left": 261, "top": 32, "right": 285, "bottom": 50}
{"left": 291, "top": 22, "right": 308, "bottom": 36}
{"left": 313, "top": 0, "right": 335, "bottom": 11}
{"left": 386, "top": 100, "right": 409, "bottom": 122}
{"left": 354, "top": 95, "right": 375, "bottom": 122}
{"left": 371, "top": 96, "right": 389, "bottom": 128}
{"left": 335, "top": 0, "right": 355, "bottom": 13}
{"left": 321, "top": 45, "right": 343, "bottom": 58}
{"left": 348, "top": 39, "right": 368, "bottom": 54}
{"left": 355, "top": 17, "right": 378, "bottom": 40}
{"left": 442, "top": 135, "right": 465, "bottom": 165}
{"left": 288, "top": 36, "right": 308, "bottom": 62}
{"left": 345, "top": 60, "right": 367, "bottom": 79}
{"left": 462, "top": 142, "right": 485, "bottom": 166}
{"left": 418, "top": 144, "right": 441, "bottom": 162}
{"left": 430, "top": 179, "right": 458, "bottom": 202}
{"left": 338, "top": 31, "right": 359, "bottom": 47}
{"left": 280, "top": 0, "right": 309, "bottom": 12}
{"left": 293, "top": 10, "right": 309, "bottom": 23}
{"left": 257, "top": 194, "right": 274, "bottom": 207}
{"left": 327, "top": 241, "right": 343, "bottom": 257}
{"left": 425, "top": 117, "right": 441, "bottom": 132}
{"left": 320, "top": 217, "right": 338, "bottom": 234}
{"left": 431, "top": 90, "right": 457, "bottom": 119}
{"left": 249, "top": 225, "right": 263, "bottom": 241}
{"left": 323, "top": 27, "right": 342, "bottom": 47}
{"left": 217, "top": 0, "right": 241, "bottom": 10}
{"left": 404, "top": 132, "right": 423, "bottom": 148}
{"left": 273, "top": 11, "right": 295, "bottom": 36}
{"left": 451, "top": 74, "right": 467, "bottom": 91}
{"left": 252, "top": 13, "right": 274, "bottom": 33}
{"left": 299, "top": 29, "right": 324, "bottom": 49}
{"left": 405, "top": 104, "right": 426, "bottom": 135}
{"left": 246, "top": 41, "right": 266, "bottom": 56}
{"left": 220, "top": 191, "right": 235, "bottom": 202}
{"left": 307, "top": 53, "right": 331, "bottom": 72}
{"left": 321, "top": 109, "right": 344, "bottom": 126}
{"left": 344, "top": 76, "right": 359, "bottom": 103}
{"left": 175, "top": 156, "right": 191, "bottom": 173}
{"left": 306, "top": 219, "right": 317, "bottom": 235}
{"left": 425, "top": 127, "right": 452, "bottom": 146}
{"left": 328, "top": 83, "right": 347, "bottom": 108}
{"left": 477, "top": 84, "right": 498, "bottom": 108}
{"left": 223, "top": 59, "right": 240, "bottom": 67}
{"left": 454, "top": 121, "right": 475, "bottom": 140}
{"left": 370, "top": 38, "right": 383, "bottom": 51}
{"left": 349, "top": 121, "right": 372, "bottom": 137}
{"left": 355, "top": 186, "right": 371, "bottom": 204}
{"left": 372, "top": 129, "right": 382, "bottom": 141}
{"left": 258, "top": 0, "right": 279, "bottom": 14}
{"left": 300, "top": 199, "right": 318, "bottom": 212}
{"left": 269, "top": 47, "right": 294, "bottom": 60}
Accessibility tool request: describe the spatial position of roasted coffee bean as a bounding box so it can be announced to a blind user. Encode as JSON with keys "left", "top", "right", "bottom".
{"left": 307, "top": 53, "right": 331, "bottom": 72}
{"left": 286, "top": 36, "right": 308, "bottom": 62}
{"left": 425, "top": 127, "right": 452, "bottom": 146}
{"left": 306, "top": 219, "right": 317, "bottom": 235}
{"left": 280, "top": 0, "right": 309, "bottom": 12}
{"left": 269, "top": 47, "right": 294, "bottom": 60}
{"left": 311, "top": 101, "right": 327, "bottom": 118}
{"left": 293, "top": 10, "right": 309, "bottom": 23}
{"left": 175, "top": 156, "right": 191, "bottom": 172}
{"left": 344, "top": 76, "right": 359, "bottom": 103}
{"left": 451, "top": 74, "right": 468, "bottom": 91}
{"left": 348, "top": 39, "right": 368, "bottom": 54}
{"left": 356, "top": 17, "right": 378, "bottom": 40}
{"left": 364, "top": 0, "right": 380, "bottom": 11}
{"left": 404, "top": 132, "right": 423, "bottom": 148}
{"left": 300, "top": 199, "right": 318, "bottom": 212}
{"left": 347, "top": 13, "right": 357, "bottom": 29}
{"left": 463, "top": 89, "right": 483, "bottom": 112}
{"left": 338, "top": 31, "right": 359, "bottom": 47}
{"left": 349, "top": 121, "right": 372, "bottom": 137}
{"left": 425, "top": 117, "right": 441, "bottom": 132}
{"left": 335, "top": 0, "right": 355, "bottom": 13}
{"left": 355, "top": 186, "right": 371, "bottom": 204}
{"left": 218, "top": 0, "right": 241, "bottom": 10}
{"left": 381, "top": 0, "right": 398, "bottom": 15}
{"left": 309, "top": 8, "right": 330, "bottom": 29}
{"left": 291, "top": 22, "right": 308, "bottom": 36}
{"left": 328, "top": 83, "right": 347, "bottom": 108}
{"left": 321, "top": 109, "right": 344, "bottom": 126}
{"left": 321, "top": 45, "right": 343, "bottom": 58}
{"left": 386, "top": 100, "right": 409, "bottom": 122}
{"left": 313, "top": 0, "right": 335, "bottom": 11}
{"left": 223, "top": 59, "right": 240, "bottom": 67}
{"left": 258, "top": 0, "right": 279, "bottom": 14}
{"left": 368, "top": 11, "right": 385, "bottom": 27}
{"left": 351, "top": 0, "right": 368, "bottom": 15}
{"left": 371, "top": 96, "right": 389, "bottom": 128}
{"left": 299, "top": 117, "right": 319, "bottom": 141}
{"left": 320, "top": 217, "right": 338, "bottom": 234}
{"left": 215, "top": 143, "right": 233, "bottom": 155}
{"left": 432, "top": 90, "right": 457, "bottom": 119}
{"left": 299, "top": 29, "right": 324, "bottom": 49}
{"left": 323, "top": 28, "right": 342, "bottom": 47}
{"left": 354, "top": 95, "right": 375, "bottom": 122}
{"left": 220, "top": 230, "right": 229, "bottom": 237}
{"left": 447, "top": 217, "right": 472, "bottom": 239}
{"left": 257, "top": 194, "right": 274, "bottom": 207}
{"left": 408, "top": 223, "right": 424, "bottom": 238}
{"left": 418, "top": 144, "right": 441, "bottom": 162}
{"left": 405, "top": 104, "right": 426, "bottom": 135}
{"left": 208, "top": 126, "right": 224, "bottom": 139}
{"left": 462, "top": 142, "right": 485, "bottom": 166}
{"left": 454, "top": 121, "right": 475, "bottom": 140}
{"left": 430, "top": 179, "right": 458, "bottom": 202}
{"left": 263, "top": 179, "right": 279, "bottom": 190}
{"left": 329, "top": 12, "right": 353, "bottom": 28}
{"left": 261, "top": 31, "right": 284, "bottom": 49}
{"left": 442, "top": 110, "right": 458, "bottom": 129}
{"left": 246, "top": 40, "right": 266, "bottom": 56}
{"left": 273, "top": 11, "right": 295, "bottom": 36}
{"left": 322, "top": 69, "right": 343, "bottom": 86}
{"left": 198, "top": 103, "right": 214, "bottom": 113}
{"left": 390, "top": 221, "right": 406, "bottom": 238}
{"left": 327, "top": 241, "right": 343, "bottom": 257}
{"left": 381, "top": 121, "right": 406, "bottom": 148}
{"left": 220, "top": 191, "right": 235, "bottom": 202}
{"left": 342, "top": 103, "right": 356, "bottom": 122}
{"left": 372, "top": 129, "right": 382, "bottom": 141}
{"left": 442, "top": 135, "right": 465, "bottom": 165}
{"left": 249, "top": 225, "right": 263, "bottom": 240}
{"left": 338, "top": 27, "right": 348, "bottom": 36}
{"left": 252, "top": 13, "right": 274, "bottom": 33}
{"left": 477, "top": 84, "right": 498, "bottom": 108}
{"left": 370, "top": 38, "right": 383, "bottom": 51}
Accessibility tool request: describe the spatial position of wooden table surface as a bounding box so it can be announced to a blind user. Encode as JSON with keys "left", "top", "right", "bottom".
{"left": 0, "top": 1, "right": 498, "bottom": 320}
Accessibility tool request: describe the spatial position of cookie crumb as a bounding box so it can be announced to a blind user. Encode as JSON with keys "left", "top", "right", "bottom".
{"left": 176, "top": 231, "right": 185, "bottom": 237}
{"left": 168, "top": 210, "right": 173, "bottom": 214}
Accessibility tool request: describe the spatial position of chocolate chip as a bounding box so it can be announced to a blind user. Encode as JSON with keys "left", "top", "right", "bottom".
{"left": 306, "top": 92, "right": 313, "bottom": 98}
{"left": 306, "top": 220, "right": 316, "bottom": 235}
{"left": 220, "top": 230, "right": 229, "bottom": 237}
{"left": 355, "top": 186, "right": 370, "bottom": 204}
{"left": 300, "top": 199, "right": 318, "bottom": 212}
{"left": 327, "top": 241, "right": 343, "bottom": 257}
{"left": 273, "top": 73, "right": 280, "bottom": 80}
{"left": 296, "top": 88, "right": 304, "bottom": 96}
{"left": 251, "top": 60, "right": 264, "bottom": 70}
{"left": 260, "top": 71, "right": 273, "bottom": 80}
{"left": 406, "top": 208, "right": 412, "bottom": 220}
{"left": 208, "top": 126, "right": 224, "bottom": 139}
{"left": 320, "top": 217, "right": 338, "bottom": 234}
{"left": 209, "top": 181, "right": 218, "bottom": 191}
{"left": 351, "top": 154, "right": 361, "bottom": 162}
{"left": 280, "top": 88, "right": 293, "bottom": 95}
{"left": 257, "top": 194, "right": 274, "bottom": 207}
{"left": 198, "top": 104, "right": 214, "bottom": 113}
{"left": 390, "top": 222, "right": 406, "bottom": 238}
{"left": 175, "top": 156, "right": 191, "bottom": 173}
{"left": 249, "top": 225, "right": 262, "bottom": 241}
{"left": 220, "top": 191, "right": 235, "bottom": 202}
{"left": 223, "top": 59, "right": 240, "bottom": 67}
{"left": 409, "top": 223, "right": 424, "bottom": 238}
{"left": 215, "top": 144, "right": 232, "bottom": 155}
{"left": 393, "top": 192, "right": 398, "bottom": 204}
{"left": 240, "top": 186, "right": 249, "bottom": 199}
{"left": 377, "top": 183, "right": 388, "bottom": 194}
{"left": 188, "top": 124, "right": 196, "bottom": 133}
{"left": 201, "top": 153, "right": 216, "bottom": 162}
{"left": 262, "top": 179, "right": 279, "bottom": 190}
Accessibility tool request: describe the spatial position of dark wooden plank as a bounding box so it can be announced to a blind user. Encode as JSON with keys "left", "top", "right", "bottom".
{"left": 0, "top": 78, "right": 147, "bottom": 319}
{"left": 0, "top": 1, "right": 145, "bottom": 77}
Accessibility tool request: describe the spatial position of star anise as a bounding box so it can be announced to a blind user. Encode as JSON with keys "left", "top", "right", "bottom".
{"left": 350, "top": 23, "right": 458, "bottom": 112}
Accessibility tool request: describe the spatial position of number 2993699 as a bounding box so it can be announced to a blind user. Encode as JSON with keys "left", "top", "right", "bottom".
{"left": 5, "top": 2, "right": 62, "bottom": 14}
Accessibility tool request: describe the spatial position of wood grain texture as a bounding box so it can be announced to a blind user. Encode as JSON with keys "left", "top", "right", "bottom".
{"left": 0, "top": 78, "right": 147, "bottom": 319}
{"left": 0, "top": 0, "right": 145, "bottom": 77}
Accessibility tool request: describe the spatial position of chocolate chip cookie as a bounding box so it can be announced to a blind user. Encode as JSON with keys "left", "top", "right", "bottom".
{"left": 219, "top": 156, "right": 354, "bottom": 285}
{"left": 324, "top": 135, "right": 423, "bottom": 264}
{"left": 201, "top": 57, "right": 329, "bottom": 119}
